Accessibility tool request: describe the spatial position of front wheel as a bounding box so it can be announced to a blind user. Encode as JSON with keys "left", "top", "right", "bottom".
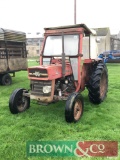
{"left": 65, "top": 93, "right": 84, "bottom": 123}
{"left": 9, "top": 88, "right": 30, "bottom": 114}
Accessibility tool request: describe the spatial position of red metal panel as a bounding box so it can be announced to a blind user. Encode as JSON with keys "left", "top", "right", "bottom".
{"left": 84, "top": 59, "right": 93, "bottom": 63}
{"left": 28, "top": 64, "right": 72, "bottom": 81}
{"left": 75, "top": 33, "right": 83, "bottom": 92}
{"left": 44, "top": 28, "right": 83, "bottom": 35}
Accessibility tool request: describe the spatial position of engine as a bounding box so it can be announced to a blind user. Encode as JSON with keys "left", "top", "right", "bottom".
{"left": 55, "top": 75, "right": 75, "bottom": 96}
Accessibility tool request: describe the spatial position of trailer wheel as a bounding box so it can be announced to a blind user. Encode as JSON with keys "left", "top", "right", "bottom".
{"left": 1, "top": 74, "right": 12, "bottom": 85}
{"left": 9, "top": 88, "right": 30, "bottom": 114}
{"left": 65, "top": 93, "right": 84, "bottom": 123}
{"left": 88, "top": 62, "right": 108, "bottom": 104}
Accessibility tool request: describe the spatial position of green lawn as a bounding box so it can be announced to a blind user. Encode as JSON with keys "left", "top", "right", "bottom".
{"left": 0, "top": 61, "right": 120, "bottom": 160}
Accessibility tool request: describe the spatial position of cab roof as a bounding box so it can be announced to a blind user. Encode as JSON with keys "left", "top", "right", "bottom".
{"left": 44, "top": 24, "right": 96, "bottom": 36}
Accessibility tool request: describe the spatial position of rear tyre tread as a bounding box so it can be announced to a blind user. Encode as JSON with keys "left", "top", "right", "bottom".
{"left": 88, "top": 62, "right": 108, "bottom": 104}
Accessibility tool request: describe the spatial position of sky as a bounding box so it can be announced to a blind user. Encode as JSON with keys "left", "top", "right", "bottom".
{"left": 0, "top": 0, "right": 120, "bottom": 35}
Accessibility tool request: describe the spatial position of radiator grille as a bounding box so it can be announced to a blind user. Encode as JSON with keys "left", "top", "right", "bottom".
{"left": 31, "top": 80, "right": 52, "bottom": 96}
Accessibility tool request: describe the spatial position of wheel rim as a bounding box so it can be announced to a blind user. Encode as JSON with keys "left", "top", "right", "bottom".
{"left": 5, "top": 78, "right": 10, "bottom": 85}
{"left": 100, "top": 72, "right": 107, "bottom": 98}
{"left": 74, "top": 100, "right": 82, "bottom": 121}
{"left": 17, "top": 96, "right": 27, "bottom": 112}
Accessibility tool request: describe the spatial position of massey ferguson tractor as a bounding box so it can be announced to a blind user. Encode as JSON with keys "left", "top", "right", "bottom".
{"left": 9, "top": 24, "right": 108, "bottom": 123}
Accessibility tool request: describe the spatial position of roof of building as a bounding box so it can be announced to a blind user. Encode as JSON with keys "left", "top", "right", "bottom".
{"left": 26, "top": 33, "right": 43, "bottom": 39}
{"left": 93, "top": 28, "right": 110, "bottom": 36}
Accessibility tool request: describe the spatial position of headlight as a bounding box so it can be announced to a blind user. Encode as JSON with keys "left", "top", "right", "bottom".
{"left": 43, "top": 86, "right": 51, "bottom": 94}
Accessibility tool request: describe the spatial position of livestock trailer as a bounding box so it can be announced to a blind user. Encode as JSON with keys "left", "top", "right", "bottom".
{"left": 0, "top": 28, "right": 27, "bottom": 85}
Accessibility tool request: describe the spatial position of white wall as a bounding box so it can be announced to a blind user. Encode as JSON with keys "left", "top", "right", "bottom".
{"left": 90, "top": 35, "right": 98, "bottom": 59}
{"left": 82, "top": 35, "right": 98, "bottom": 59}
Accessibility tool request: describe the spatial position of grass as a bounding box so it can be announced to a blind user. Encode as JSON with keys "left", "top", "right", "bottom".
{"left": 0, "top": 61, "right": 120, "bottom": 160}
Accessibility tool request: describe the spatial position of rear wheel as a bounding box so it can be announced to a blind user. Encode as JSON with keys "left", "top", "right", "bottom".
{"left": 65, "top": 93, "right": 84, "bottom": 123}
{"left": 9, "top": 88, "right": 30, "bottom": 114}
{"left": 87, "top": 62, "right": 108, "bottom": 104}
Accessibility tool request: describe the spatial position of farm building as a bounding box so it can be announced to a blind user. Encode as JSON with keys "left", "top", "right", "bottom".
{"left": 93, "top": 27, "right": 111, "bottom": 54}
{"left": 26, "top": 33, "right": 44, "bottom": 57}
{"left": 111, "top": 31, "right": 120, "bottom": 50}
{"left": 82, "top": 27, "right": 110, "bottom": 59}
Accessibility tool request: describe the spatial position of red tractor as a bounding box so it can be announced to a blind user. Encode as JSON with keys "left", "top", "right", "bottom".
{"left": 9, "top": 24, "right": 108, "bottom": 123}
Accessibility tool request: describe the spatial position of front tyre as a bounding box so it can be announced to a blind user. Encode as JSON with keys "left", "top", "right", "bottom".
{"left": 65, "top": 93, "right": 84, "bottom": 123}
{"left": 88, "top": 62, "right": 108, "bottom": 104}
{"left": 9, "top": 88, "right": 30, "bottom": 114}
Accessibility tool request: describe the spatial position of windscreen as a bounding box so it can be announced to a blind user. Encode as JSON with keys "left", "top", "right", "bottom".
{"left": 43, "top": 35, "right": 79, "bottom": 56}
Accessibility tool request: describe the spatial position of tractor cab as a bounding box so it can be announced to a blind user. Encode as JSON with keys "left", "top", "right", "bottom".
{"left": 28, "top": 24, "right": 97, "bottom": 99}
